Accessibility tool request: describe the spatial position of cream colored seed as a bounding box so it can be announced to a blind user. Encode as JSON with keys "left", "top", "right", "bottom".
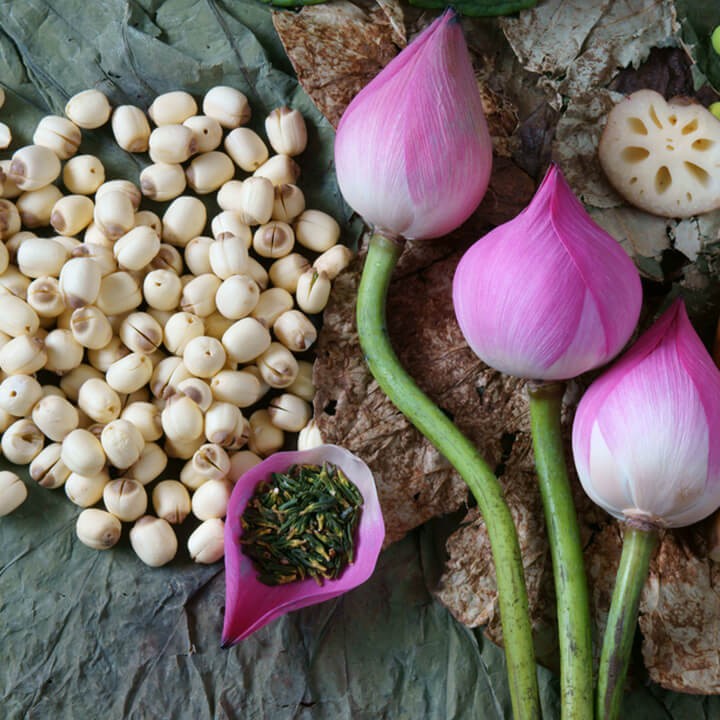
{"left": 151, "top": 357, "right": 192, "bottom": 399}
{"left": 268, "top": 253, "right": 310, "bottom": 293}
{"left": 17, "top": 185, "right": 63, "bottom": 228}
{"left": 61, "top": 427, "right": 106, "bottom": 476}
{"left": 33, "top": 115, "right": 82, "bottom": 160}
{"left": 314, "top": 244, "right": 353, "bottom": 280}
{"left": 30, "top": 443, "right": 71, "bottom": 489}
{"left": 0, "top": 374, "right": 42, "bottom": 416}
{"left": 265, "top": 107, "right": 307, "bottom": 157}
{"left": 251, "top": 287, "right": 293, "bottom": 328}
{"left": 221, "top": 317, "right": 271, "bottom": 364}
{"left": 162, "top": 196, "right": 207, "bottom": 247}
{"left": 60, "top": 257, "right": 102, "bottom": 308}
{"left": 224, "top": 127, "right": 268, "bottom": 172}
{"left": 295, "top": 269, "right": 331, "bottom": 315}
{"left": 192, "top": 443, "right": 231, "bottom": 481}
{"left": 180, "top": 273, "right": 221, "bottom": 317}
{"left": 204, "top": 402, "right": 248, "bottom": 449}
{"left": 153, "top": 480, "right": 191, "bottom": 524}
{"left": 32, "top": 395, "right": 79, "bottom": 442}
{"left": 87, "top": 336, "right": 129, "bottom": 373}
{"left": 298, "top": 420, "right": 323, "bottom": 450}
{"left": 0, "top": 122, "right": 11, "bottom": 150}
{"left": 28, "top": 278, "right": 66, "bottom": 318}
{"left": 101, "top": 419, "right": 144, "bottom": 469}
{"left": 149, "top": 244, "right": 182, "bottom": 274}
{"left": 248, "top": 409, "right": 284, "bottom": 457}
{"left": 76, "top": 508, "right": 122, "bottom": 550}
{"left": 215, "top": 275, "right": 259, "bottom": 320}
{"left": 253, "top": 154, "right": 300, "bottom": 187}
{"left": 236, "top": 177, "right": 273, "bottom": 225}
{"left": 246, "top": 366, "right": 270, "bottom": 402}
{"left": 120, "top": 312, "right": 163, "bottom": 354}
{"left": 70, "top": 305, "right": 112, "bottom": 349}
{"left": 58, "top": 363, "right": 102, "bottom": 402}
{"left": 183, "top": 115, "right": 223, "bottom": 153}
{"left": 0, "top": 294, "right": 39, "bottom": 336}
{"left": 149, "top": 91, "right": 197, "bottom": 126}
{"left": 139, "top": 162, "right": 186, "bottom": 201}
{"left": 210, "top": 211, "right": 251, "bottom": 246}
{"left": 0, "top": 335, "right": 46, "bottom": 375}
{"left": 44, "top": 328, "right": 83, "bottom": 374}
{"left": 127, "top": 442, "right": 167, "bottom": 485}
{"left": 134, "top": 209, "right": 162, "bottom": 235}
{"left": 163, "top": 312, "right": 205, "bottom": 355}
{"left": 288, "top": 360, "right": 315, "bottom": 402}
{"left": 103, "top": 478, "right": 148, "bottom": 521}
{"left": 50, "top": 195, "right": 94, "bottom": 236}
{"left": 121, "top": 402, "right": 162, "bottom": 443}
{"left": 40, "top": 385, "right": 66, "bottom": 399}
{"left": 203, "top": 86, "right": 250, "bottom": 128}
{"left": 106, "top": 352, "right": 153, "bottom": 394}
{"left": 228, "top": 450, "right": 262, "bottom": 481}
{"left": 111, "top": 105, "right": 151, "bottom": 152}
{"left": 65, "top": 89, "right": 111, "bottom": 129}
{"left": 186, "top": 151, "right": 234, "bottom": 195}
{"left": 143, "top": 269, "right": 182, "bottom": 311}
{"left": 0, "top": 471, "right": 27, "bottom": 516}
{"left": 210, "top": 370, "right": 260, "bottom": 407}
{"left": 183, "top": 335, "right": 226, "bottom": 378}
{"left": 177, "top": 377, "right": 213, "bottom": 412}
{"left": 294, "top": 209, "right": 340, "bottom": 253}
{"left": 256, "top": 342, "right": 298, "bottom": 388}
{"left": 130, "top": 516, "right": 177, "bottom": 567}
{"left": 9, "top": 145, "right": 62, "bottom": 191}
{"left": 252, "top": 221, "right": 294, "bottom": 259}
{"left": 268, "top": 392, "right": 312, "bottom": 432}
{"left": 246, "top": 257, "right": 269, "bottom": 291}
{"left": 93, "top": 190, "right": 135, "bottom": 240}
{"left": 63, "top": 154, "right": 105, "bottom": 195}
{"left": 84, "top": 222, "right": 113, "bottom": 248}
{"left": 188, "top": 518, "right": 225, "bottom": 564}
{"left": 191, "top": 478, "right": 231, "bottom": 521}
{"left": 179, "top": 459, "right": 207, "bottom": 490}
{"left": 0, "top": 160, "right": 21, "bottom": 199}
{"left": 272, "top": 309, "right": 317, "bottom": 352}
{"left": 17, "top": 237, "right": 68, "bottom": 279}
{"left": 2, "top": 419, "right": 43, "bottom": 464}
{"left": 208, "top": 235, "right": 249, "bottom": 280}
{"left": 216, "top": 179, "right": 244, "bottom": 213}
{"left": 161, "top": 394, "right": 204, "bottom": 443}
{"left": 184, "top": 236, "right": 213, "bottom": 276}
{"left": 115, "top": 226, "right": 161, "bottom": 271}
{"left": 65, "top": 470, "right": 110, "bottom": 507}
{"left": 0, "top": 233, "right": 16, "bottom": 267}
{"left": 204, "top": 312, "right": 234, "bottom": 340}
{"left": 96, "top": 271, "right": 141, "bottom": 315}
{"left": 0, "top": 408, "right": 13, "bottom": 433}
{"left": 78, "top": 377, "right": 121, "bottom": 424}
{"left": 148, "top": 124, "right": 196, "bottom": 164}
{"left": 96, "top": 180, "right": 142, "bottom": 210}
{"left": 165, "top": 433, "right": 204, "bottom": 460}
{"left": 0, "top": 199, "right": 21, "bottom": 240}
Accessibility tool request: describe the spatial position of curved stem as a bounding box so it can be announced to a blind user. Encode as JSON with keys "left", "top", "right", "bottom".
{"left": 357, "top": 233, "right": 541, "bottom": 720}
{"left": 528, "top": 383, "right": 594, "bottom": 720}
{"left": 597, "top": 525, "right": 658, "bottom": 720}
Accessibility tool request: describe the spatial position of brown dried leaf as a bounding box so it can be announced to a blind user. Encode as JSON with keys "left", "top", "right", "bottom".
{"left": 272, "top": 1, "right": 399, "bottom": 127}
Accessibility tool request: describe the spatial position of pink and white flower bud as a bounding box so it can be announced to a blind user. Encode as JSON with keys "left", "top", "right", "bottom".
{"left": 334, "top": 10, "right": 491, "bottom": 240}
{"left": 572, "top": 300, "right": 720, "bottom": 528}
{"left": 453, "top": 165, "right": 641, "bottom": 380}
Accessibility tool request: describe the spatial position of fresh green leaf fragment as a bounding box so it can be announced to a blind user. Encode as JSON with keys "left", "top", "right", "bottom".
{"left": 407, "top": 0, "right": 537, "bottom": 17}
{"left": 713, "top": 25, "right": 720, "bottom": 55}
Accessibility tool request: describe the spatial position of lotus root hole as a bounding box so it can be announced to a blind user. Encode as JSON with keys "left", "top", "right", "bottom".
{"left": 687, "top": 192, "right": 693, "bottom": 202}
{"left": 648, "top": 105, "right": 663, "bottom": 129}
{"left": 621, "top": 146, "right": 650, "bottom": 163}
{"left": 691, "top": 138, "right": 714, "bottom": 152}
{"left": 629, "top": 177, "right": 638, "bottom": 185}
{"left": 681, "top": 119, "right": 699, "bottom": 135}
{"left": 684, "top": 161, "right": 710, "bottom": 186}
{"left": 655, "top": 166, "right": 671, "bottom": 194}
{"left": 627, "top": 117, "right": 648, "bottom": 135}
{"left": 668, "top": 115, "right": 677, "bottom": 126}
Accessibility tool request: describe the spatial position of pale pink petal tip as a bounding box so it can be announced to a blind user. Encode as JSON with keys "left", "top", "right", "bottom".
{"left": 222, "top": 445, "right": 385, "bottom": 645}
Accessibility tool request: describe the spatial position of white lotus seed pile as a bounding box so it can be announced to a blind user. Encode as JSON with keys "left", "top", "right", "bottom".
{"left": 0, "top": 86, "right": 352, "bottom": 566}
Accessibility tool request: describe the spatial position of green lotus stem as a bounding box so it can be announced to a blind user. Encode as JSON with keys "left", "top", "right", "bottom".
{"left": 356, "top": 233, "right": 541, "bottom": 720}
{"left": 527, "top": 382, "right": 594, "bottom": 720}
{"left": 597, "top": 524, "right": 658, "bottom": 720}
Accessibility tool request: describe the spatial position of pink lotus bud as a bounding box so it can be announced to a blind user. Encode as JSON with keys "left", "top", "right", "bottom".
{"left": 572, "top": 299, "right": 720, "bottom": 528}
{"left": 452, "top": 165, "right": 641, "bottom": 380}
{"left": 334, "top": 10, "right": 492, "bottom": 240}
{"left": 222, "top": 444, "right": 384, "bottom": 645}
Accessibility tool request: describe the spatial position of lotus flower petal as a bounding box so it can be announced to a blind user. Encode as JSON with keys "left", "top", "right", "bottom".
{"left": 453, "top": 164, "right": 642, "bottom": 380}
{"left": 334, "top": 10, "right": 492, "bottom": 240}
{"left": 222, "top": 445, "right": 385, "bottom": 645}
{"left": 572, "top": 300, "right": 720, "bottom": 528}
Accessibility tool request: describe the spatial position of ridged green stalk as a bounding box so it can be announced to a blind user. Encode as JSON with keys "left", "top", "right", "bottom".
{"left": 356, "top": 233, "right": 541, "bottom": 720}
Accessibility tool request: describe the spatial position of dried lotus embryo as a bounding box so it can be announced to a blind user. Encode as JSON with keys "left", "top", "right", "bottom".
{"left": 598, "top": 89, "right": 720, "bottom": 218}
